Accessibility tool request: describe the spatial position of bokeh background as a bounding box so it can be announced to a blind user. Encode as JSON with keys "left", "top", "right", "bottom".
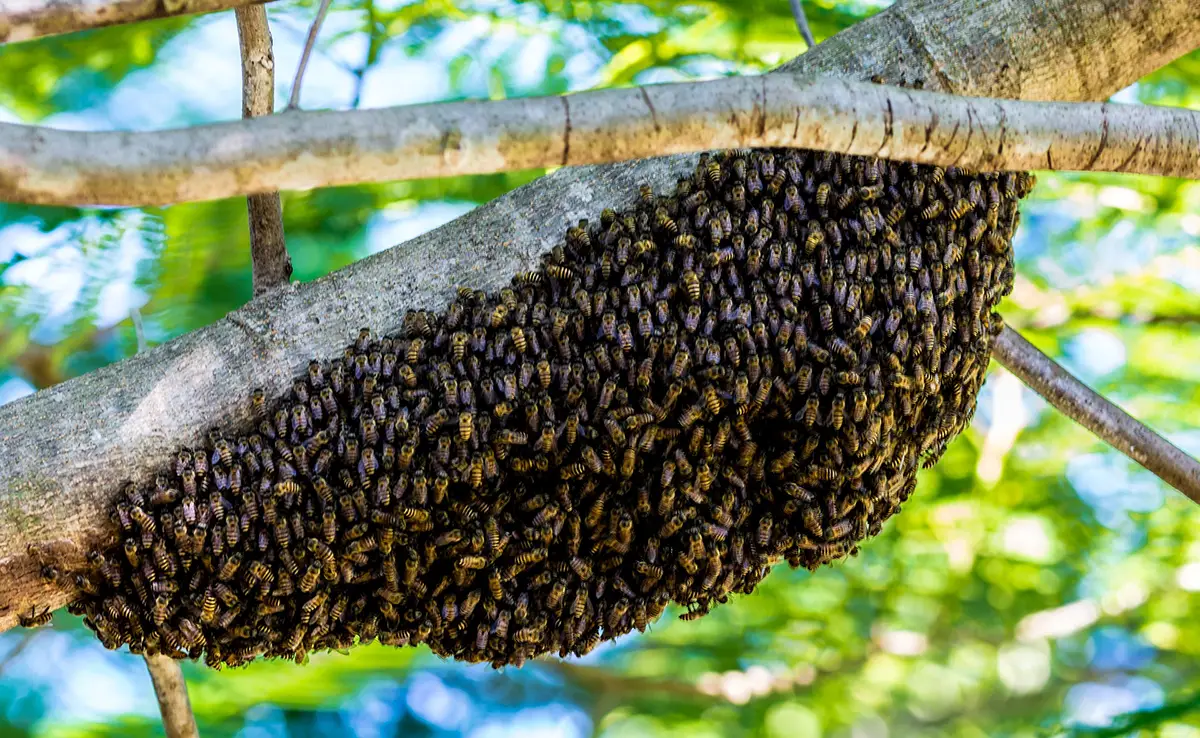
{"left": 2, "top": 1, "right": 1199, "bottom": 735}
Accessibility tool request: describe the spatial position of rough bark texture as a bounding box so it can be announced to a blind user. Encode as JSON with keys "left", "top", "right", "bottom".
{"left": 774, "top": 0, "right": 1199, "bottom": 104}
{"left": 0, "top": 0, "right": 275, "bottom": 43}
{"left": 235, "top": 3, "right": 290, "bottom": 295}
{"left": 4, "top": 76, "right": 1200, "bottom": 207}
{"left": 0, "top": 0, "right": 1197, "bottom": 632}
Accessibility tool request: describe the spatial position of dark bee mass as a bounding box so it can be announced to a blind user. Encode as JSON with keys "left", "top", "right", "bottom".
{"left": 67, "top": 149, "right": 1034, "bottom": 669}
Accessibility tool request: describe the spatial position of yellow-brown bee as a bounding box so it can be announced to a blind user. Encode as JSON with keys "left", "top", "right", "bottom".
{"left": 825, "top": 394, "right": 846, "bottom": 431}
{"left": 969, "top": 218, "right": 988, "bottom": 244}
{"left": 802, "top": 396, "right": 820, "bottom": 427}
{"left": 815, "top": 181, "right": 831, "bottom": 207}
{"left": 457, "top": 555, "right": 487, "bottom": 570}
{"left": 18, "top": 607, "right": 53, "bottom": 629}
{"left": 655, "top": 210, "right": 678, "bottom": 235}
{"left": 804, "top": 226, "right": 825, "bottom": 254}
{"left": 949, "top": 198, "right": 972, "bottom": 220}
{"left": 298, "top": 563, "right": 321, "bottom": 593}
{"left": 681, "top": 270, "right": 701, "bottom": 301}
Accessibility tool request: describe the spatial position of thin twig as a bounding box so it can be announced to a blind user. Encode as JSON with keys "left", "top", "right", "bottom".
{"left": 131, "top": 307, "right": 147, "bottom": 353}
{"left": 350, "top": 0, "right": 380, "bottom": 110}
{"left": 144, "top": 654, "right": 201, "bottom": 738}
{"left": 288, "top": 0, "right": 334, "bottom": 111}
{"left": 0, "top": 631, "right": 39, "bottom": 676}
{"left": 788, "top": 0, "right": 816, "bottom": 49}
{"left": 3, "top": 74, "right": 1198, "bottom": 207}
{"left": 236, "top": 4, "right": 292, "bottom": 294}
{"left": 991, "top": 325, "right": 1200, "bottom": 505}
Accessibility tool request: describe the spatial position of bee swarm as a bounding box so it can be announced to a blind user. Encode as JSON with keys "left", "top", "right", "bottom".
{"left": 65, "top": 149, "right": 1033, "bottom": 668}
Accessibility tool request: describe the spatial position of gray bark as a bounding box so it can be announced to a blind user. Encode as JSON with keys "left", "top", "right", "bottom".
{"left": 0, "top": 0, "right": 1198, "bottom": 632}
{"left": 4, "top": 75, "right": 1200, "bottom": 207}
{"left": 235, "top": 3, "right": 290, "bottom": 295}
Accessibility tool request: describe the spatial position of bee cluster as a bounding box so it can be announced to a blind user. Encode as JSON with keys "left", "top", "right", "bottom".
{"left": 67, "top": 148, "right": 1033, "bottom": 669}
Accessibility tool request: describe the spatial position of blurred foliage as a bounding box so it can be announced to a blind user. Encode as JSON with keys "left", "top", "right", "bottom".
{"left": 2, "top": 1, "right": 1200, "bottom": 737}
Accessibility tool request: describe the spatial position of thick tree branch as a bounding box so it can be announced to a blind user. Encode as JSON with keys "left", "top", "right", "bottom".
{"left": 144, "top": 654, "right": 200, "bottom": 738}
{"left": 3, "top": 75, "right": 1199, "bottom": 207}
{"left": 776, "top": 0, "right": 1198, "bottom": 106}
{"left": 991, "top": 326, "right": 1200, "bottom": 505}
{"left": 0, "top": 0, "right": 276, "bottom": 44}
{"left": 0, "top": 0, "right": 1197, "bottom": 633}
{"left": 235, "top": 3, "right": 290, "bottom": 295}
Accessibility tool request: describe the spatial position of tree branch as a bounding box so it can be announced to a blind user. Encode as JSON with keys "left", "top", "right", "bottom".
{"left": 0, "top": 0, "right": 1197, "bottom": 633}
{"left": 286, "top": 0, "right": 332, "bottom": 111}
{"left": 551, "top": 660, "right": 712, "bottom": 701}
{"left": 235, "top": 3, "right": 291, "bottom": 295}
{"left": 130, "top": 307, "right": 147, "bottom": 353}
{"left": 788, "top": 0, "right": 815, "bottom": 50}
{"left": 144, "top": 654, "right": 200, "bottom": 738}
{"left": 0, "top": 0, "right": 276, "bottom": 44}
{"left": 0, "top": 631, "right": 39, "bottom": 675}
{"left": 991, "top": 326, "right": 1200, "bottom": 505}
{"left": 3, "top": 74, "right": 1199, "bottom": 207}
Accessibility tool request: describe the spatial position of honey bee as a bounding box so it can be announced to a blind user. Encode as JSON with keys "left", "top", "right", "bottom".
{"left": 570, "top": 556, "right": 593, "bottom": 581}
{"left": 457, "top": 555, "right": 487, "bottom": 570}
{"left": 802, "top": 396, "right": 819, "bottom": 427}
{"left": 682, "top": 270, "right": 701, "bottom": 301}
{"left": 815, "top": 181, "right": 831, "bottom": 207}
{"left": 18, "top": 607, "right": 53, "bottom": 629}
{"left": 655, "top": 210, "right": 678, "bottom": 235}
{"left": 949, "top": 198, "right": 972, "bottom": 220}
{"left": 969, "top": 218, "right": 988, "bottom": 244}
{"left": 298, "top": 563, "right": 320, "bottom": 593}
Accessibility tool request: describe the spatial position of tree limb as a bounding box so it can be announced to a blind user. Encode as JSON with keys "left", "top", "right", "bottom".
{"left": 3, "top": 74, "right": 1199, "bottom": 208}
{"left": 0, "top": 0, "right": 1197, "bottom": 633}
{"left": 991, "top": 326, "right": 1200, "bottom": 505}
{"left": 0, "top": 0, "right": 276, "bottom": 44}
{"left": 144, "top": 654, "right": 200, "bottom": 738}
{"left": 235, "top": 3, "right": 290, "bottom": 295}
